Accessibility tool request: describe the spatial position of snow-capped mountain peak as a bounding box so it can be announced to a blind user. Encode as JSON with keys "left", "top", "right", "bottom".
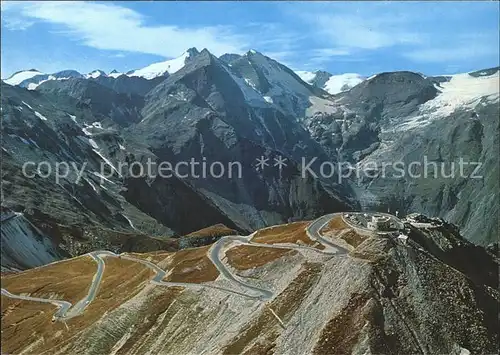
{"left": 85, "top": 70, "right": 107, "bottom": 79}
{"left": 4, "top": 69, "right": 44, "bottom": 86}
{"left": 295, "top": 71, "right": 318, "bottom": 84}
{"left": 108, "top": 69, "right": 123, "bottom": 78}
{"left": 127, "top": 48, "right": 199, "bottom": 80}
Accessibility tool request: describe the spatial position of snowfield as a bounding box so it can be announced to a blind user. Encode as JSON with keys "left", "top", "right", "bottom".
{"left": 85, "top": 70, "right": 105, "bottom": 79}
{"left": 324, "top": 73, "right": 365, "bottom": 94}
{"left": 128, "top": 51, "right": 191, "bottom": 79}
{"left": 295, "top": 71, "right": 317, "bottom": 83}
{"left": 294, "top": 70, "right": 365, "bottom": 95}
{"left": 4, "top": 70, "right": 43, "bottom": 86}
{"left": 108, "top": 71, "right": 124, "bottom": 78}
{"left": 387, "top": 69, "right": 499, "bottom": 132}
{"left": 420, "top": 70, "right": 500, "bottom": 118}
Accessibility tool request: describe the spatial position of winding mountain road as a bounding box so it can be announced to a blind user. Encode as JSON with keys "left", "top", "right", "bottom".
{"left": 306, "top": 213, "right": 350, "bottom": 254}
{"left": 61, "top": 252, "right": 106, "bottom": 318}
{"left": 1, "top": 288, "right": 72, "bottom": 320}
{"left": 209, "top": 236, "right": 274, "bottom": 300}
{"left": 1, "top": 213, "right": 354, "bottom": 321}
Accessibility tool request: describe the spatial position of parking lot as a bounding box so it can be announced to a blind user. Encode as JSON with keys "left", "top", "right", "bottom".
{"left": 342, "top": 212, "right": 404, "bottom": 233}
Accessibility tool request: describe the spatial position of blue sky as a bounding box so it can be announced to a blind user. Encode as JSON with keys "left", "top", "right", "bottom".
{"left": 1, "top": 1, "right": 499, "bottom": 78}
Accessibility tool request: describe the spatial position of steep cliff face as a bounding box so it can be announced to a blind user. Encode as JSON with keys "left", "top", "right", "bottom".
{"left": 1, "top": 215, "right": 497, "bottom": 354}
{"left": 0, "top": 212, "right": 67, "bottom": 271}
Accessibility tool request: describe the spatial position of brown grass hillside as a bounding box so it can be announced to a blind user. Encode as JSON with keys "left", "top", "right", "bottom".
{"left": 251, "top": 221, "right": 316, "bottom": 246}
{"left": 185, "top": 224, "right": 237, "bottom": 238}
{"left": 165, "top": 246, "right": 219, "bottom": 283}
{"left": 1, "top": 256, "right": 155, "bottom": 354}
{"left": 225, "top": 246, "right": 296, "bottom": 270}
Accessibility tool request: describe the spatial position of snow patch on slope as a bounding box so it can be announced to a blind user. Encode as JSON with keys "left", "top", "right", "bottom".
{"left": 221, "top": 65, "right": 268, "bottom": 107}
{"left": 88, "top": 138, "right": 99, "bottom": 149}
{"left": 67, "top": 113, "right": 77, "bottom": 123}
{"left": 27, "top": 82, "right": 44, "bottom": 90}
{"left": 34, "top": 111, "right": 48, "bottom": 121}
{"left": 22, "top": 101, "right": 34, "bottom": 110}
{"left": 92, "top": 149, "right": 122, "bottom": 177}
{"left": 84, "top": 177, "right": 98, "bottom": 193}
{"left": 122, "top": 214, "right": 137, "bottom": 230}
{"left": 26, "top": 75, "right": 76, "bottom": 90}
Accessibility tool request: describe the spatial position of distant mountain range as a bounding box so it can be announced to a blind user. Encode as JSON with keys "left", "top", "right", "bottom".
{"left": 4, "top": 48, "right": 365, "bottom": 95}
{"left": 1, "top": 47, "right": 498, "bottom": 271}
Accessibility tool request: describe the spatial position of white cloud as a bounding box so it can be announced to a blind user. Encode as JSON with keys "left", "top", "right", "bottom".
{"left": 109, "top": 53, "right": 126, "bottom": 58}
{"left": 280, "top": 3, "right": 426, "bottom": 69}
{"left": 2, "top": 1, "right": 498, "bottom": 75}
{"left": 306, "top": 48, "right": 351, "bottom": 65}
{"left": 321, "top": 18, "right": 403, "bottom": 49}
{"left": 1, "top": 1, "right": 248, "bottom": 58}
{"left": 301, "top": 11, "right": 423, "bottom": 51}
{"left": 405, "top": 45, "right": 498, "bottom": 63}
{"left": 2, "top": 16, "right": 34, "bottom": 31}
{"left": 404, "top": 32, "right": 499, "bottom": 63}
{"left": 263, "top": 51, "right": 295, "bottom": 62}
{"left": 312, "top": 48, "right": 351, "bottom": 57}
{"left": 288, "top": 2, "right": 498, "bottom": 71}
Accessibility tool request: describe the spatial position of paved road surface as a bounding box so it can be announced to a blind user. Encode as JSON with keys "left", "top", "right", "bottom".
{"left": 208, "top": 213, "right": 352, "bottom": 300}
{"left": 306, "top": 213, "right": 350, "bottom": 254}
{"left": 1, "top": 288, "right": 72, "bottom": 320}
{"left": 209, "top": 236, "right": 274, "bottom": 300}
{"left": 63, "top": 252, "right": 106, "bottom": 318}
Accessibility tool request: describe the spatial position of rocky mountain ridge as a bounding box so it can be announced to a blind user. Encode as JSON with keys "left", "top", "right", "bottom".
{"left": 1, "top": 48, "right": 498, "bottom": 272}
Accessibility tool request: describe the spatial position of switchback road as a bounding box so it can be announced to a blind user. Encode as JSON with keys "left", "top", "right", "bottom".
{"left": 2, "top": 212, "right": 359, "bottom": 321}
